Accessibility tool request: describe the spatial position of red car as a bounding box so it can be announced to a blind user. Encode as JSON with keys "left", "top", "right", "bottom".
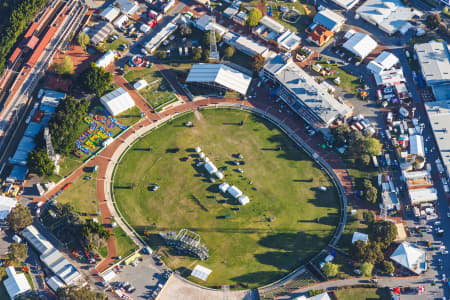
{"left": 61, "top": 182, "right": 73, "bottom": 191}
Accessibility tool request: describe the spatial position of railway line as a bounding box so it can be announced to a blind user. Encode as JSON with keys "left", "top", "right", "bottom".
{"left": 0, "top": 0, "right": 87, "bottom": 173}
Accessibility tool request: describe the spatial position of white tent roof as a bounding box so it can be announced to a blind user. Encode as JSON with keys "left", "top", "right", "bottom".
{"left": 102, "top": 269, "right": 117, "bottom": 282}
{"left": 351, "top": 232, "right": 368, "bottom": 244}
{"left": 409, "top": 135, "right": 424, "bottom": 156}
{"left": 367, "top": 51, "right": 399, "bottom": 74}
{"left": 408, "top": 188, "right": 437, "bottom": 205}
{"left": 390, "top": 242, "right": 426, "bottom": 274}
{"left": 100, "top": 87, "right": 135, "bottom": 116}
{"left": 238, "top": 195, "right": 250, "bottom": 205}
{"left": 116, "top": 0, "right": 139, "bottom": 15}
{"left": 342, "top": 32, "right": 378, "bottom": 59}
{"left": 218, "top": 182, "right": 230, "bottom": 193}
{"left": 0, "top": 195, "right": 16, "bottom": 220}
{"left": 204, "top": 161, "right": 218, "bottom": 174}
{"left": 4, "top": 267, "right": 31, "bottom": 299}
{"left": 95, "top": 50, "right": 116, "bottom": 69}
{"left": 191, "top": 265, "right": 212, "bottom": 281}
{"left": 227, "top": 185, "right": 243, "bottom": 198}
{"left": 186, "top": 64, "right": 252, "bottom": 95}
{"left": 22, "top": 225, "right": 53, "bottom": 255}
{"left": 46, "top": 275, "right": 65, "bottom": 292}
{"left": 133, "top": 79, "right": 148, "bottom": 91}
{"left": 100, "top": 5, "right": 120, "bottom": 22}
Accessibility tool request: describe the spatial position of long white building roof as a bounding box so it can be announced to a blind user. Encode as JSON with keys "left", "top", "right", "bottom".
{"left": 100, "top": 87, "right": 135, "bottom": 116}
{"left": 186, "top": 64, "right": 252, "bottom": 95}
{"left": 95, "top": 50, "right": 116, "bottom": 69}
{"left": 144, "top": 20, "right": 178, "bottom": 53}
{"left": 425, "top": 100, "right": 450, "bottom": 178}
{"left": 343, "top": 32, "right": 378, "bottom": 59}
{"left": 259, "top": 16, "right": 285, "bottom": 33}
{"left": 100, "top": 5, "right": 120, "bottom": 22}
{"left": 408, "top": 187, "right": 438, "bottom": 205}
{"left": 22, "top": 225, "right": 53, "bottom": 255}
{"left": 4, "top": 267, "right": 31, "bottom": 299}
{"left": 415, "top": 41, "right": 450, "bottom": 86}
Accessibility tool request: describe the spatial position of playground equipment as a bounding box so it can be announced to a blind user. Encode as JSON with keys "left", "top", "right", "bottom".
{"left": 160, "top": 229, "right": 210, "bottom": 260}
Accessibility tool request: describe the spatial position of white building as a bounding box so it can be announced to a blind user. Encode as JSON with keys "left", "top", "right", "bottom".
{"left": 100, "top": 5, "right": 120, "bottom": 22}
{"left": 390, "top": 242, "right": 427, "bottom": 274}
{"left": 254, "top": 16, "right": 301, "bottom": 51}
{"left": 95, "top": 50, "right": 116, "bottom": 69}
{"left": 113, "top": 14, "right": 128, "bottom": 28}
{"left": 414, "top": 41, "right": 450, "bottom": 89}
{"left": 367, "top": 51, "right": 399, "bottom": 74}
{"left": 46, "top": 276, "right": 65, "bottom": 292}
{"left": 409, "top": 135, "right": 424, "bottom": 156}
{"left": 238, "top": 195, "right": 250, "bottom": 205}
{"left": 4, "top": 267, "right": 31, "bottom": 299}
{"left": 218, "top": 182, "right": 230, "bottom": 193}
{"left": 366, "top": 51, "right": 404, "bottom": 86}
{"left": 356, "top": 0, "right": 420, "bottom": 35}
{"left": 331, "top": 0, "right": 360, "bottom": 10}
{"left": 100, "top": 87, "right": 136, "bottom": 116}
{"left": 144, "top": 19, "right": 178, "bottom": 53}
{"left": 408, "top": 187, "right": 438, "bottom": 205}
{"left": 223, "top": 32, "right": 272, "bottom": 58}
{"left": 133, "top": 79, "right": 148, "bottom": 91}
{"left": 40, "top": 248, "right": 81, "bottom": 285}
{"left": 204, "top": 161, "right": 218, "bottom": 175}
{"left": 0, "top": 195, "right": 16, "bottom": 220}
{"left": 263, "top": 54, "right": 352, "bottom": 130}
{"left": 194, "top": 15, "right": 229, "bottom": 37}
{"left": 424, "top": 100, "right": 450, "bottom": 178}
{"left": 342, "top": 32, "right": 378, "bottom": 59}
{"left": 186, "top": 64, "right": 252, "bottom": 95}
{"left": 227, "top": 185, "right": 243, "bottom": 198}
{"left": 116, "top": 0, "right": 139, "bottom": 16}
{"left": 351, "top": 232, "right": 368, "bottom": 244}
{"left": 313, "top": 9, "right": 346, "bottom": 32}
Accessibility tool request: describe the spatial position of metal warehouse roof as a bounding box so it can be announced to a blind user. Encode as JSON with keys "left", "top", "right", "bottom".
{"left": 415, "top": 41, "right": 450, "bottom": 86}
{"left": 343, "top": 32, "right": 378, "bottom": 59}
{"left": 100, "top": 5, "right": 120, "bottom": 22}
{"left": 186, "top": 64, "right": 252, "bottom": 95}
{"left": 22, "top": 225, "right": 54, "bottom": 255}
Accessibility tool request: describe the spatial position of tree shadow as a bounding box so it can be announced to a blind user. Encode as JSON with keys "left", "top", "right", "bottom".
{"left": 230, "top": 271, "right": 287, "bottom": 285}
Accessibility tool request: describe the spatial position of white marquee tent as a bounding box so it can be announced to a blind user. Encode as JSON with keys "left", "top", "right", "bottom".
{"left": 238, "top": 195, "right": 250, "bottom": 205}
{"left": 227, "top": 185, "right": 243, "bottom": 199}
{"left": 390, "top": 242, "right": 427, "bottom": 274}
{"left": 100, "top": 87, "right": 135, "bottom": 116}
{"left": 191, "top": 265, "right": 212, "bottom": 281}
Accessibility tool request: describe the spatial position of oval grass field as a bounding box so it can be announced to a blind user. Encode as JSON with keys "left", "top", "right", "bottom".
{"left": 114, "top": 109, "right": 340, "bottom": 288}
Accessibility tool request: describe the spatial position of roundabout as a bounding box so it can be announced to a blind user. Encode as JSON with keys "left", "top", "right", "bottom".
{"left": 112, "top": 108, "right": 341, "bottom": 288}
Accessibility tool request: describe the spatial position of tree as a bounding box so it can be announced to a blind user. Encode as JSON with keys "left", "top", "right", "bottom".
{"left": 27, "top": 148, "right": 55, "bottom": 177}
{"left": 363, "top": 137, "right": 382, "bottom": 156}
{"left": 179, "top": 24, "right": 192, "bottom": 37}
{"left": 81, "top": 220, "right": 111, "bottom": 251}
{"left": 331, "top": 125, "right": 351, "bottom": 147}
{"left": 371, "top": 220, "right": 398, "bottom": 248}
{"left": 192, "top": 47, "right": 202, "bottom": 60}
{"left": 383, "top": 260, "right": 395, "bottom": 274}
{"left": 54, "top": 56, "right": 74, "bottom": 75}
{"left": 156, "top": 50, "right": 167, "bottom": 60}
{"left": 322, "top": 262, "right": 339, "bottom": 278}
{"left": 247, "top": 8, "right": 262, "bottom": 27}
{"left": 56, "top": 286, "right": 106, "bottom": 300}
{"left": 78, "top": 32, "right": 90, "bottom": 50}
{"left": 78, "top": 63, "right": 112, "bottom": 96}
{"left": 239, "top": 3, "right": 246, "bottom": 12}
{"left": 426, "top": 14, "right": 441, "bottom": 29}
{"left": 365, "top": 185, "right": 378, "bottom": 205}
{"left": 6, "top": 205, "right": 33, "bottom": 232}
{"left": 250, "top": 53, "right": 265, "bottom": 72}
{"left": 363, "top": 211, "right": 375, "bottom": 224}
{"left": 365, "top": 242, "right": 384, "bottom": 264}
{"left": 203, "top": 49, "right": 210, "bottom": 62}
{"left": 48, "top": 97, "right": 90, "bottom": 155}
{"left": 358, "top": 154, "right": 371, "bottom": 167}
{"left": 348, "top": 130, "right": 365, "bottom": 155}
{"left": 224, "top": 46, "right": 235, "bottom": 58}
{"left": 203, "top": 30, "right": 221, "bottom": 46}
{"left": 351, "top": 240, "right": 368, "bottom": 263}
{"left": 360, "top": 262, "right": 373, "bottom": 277}
{"left": 8, "top": 242, "right": 27, "bottom": 266}
{"left": 438, "top": 22, "right": 448, "bottom": 35}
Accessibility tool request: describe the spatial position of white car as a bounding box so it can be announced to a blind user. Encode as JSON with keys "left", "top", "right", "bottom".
{"left": 141, "top": 48, "right": 149, "bottom": 55}
{"left": 442, "top": 250, "right": 449, "bottom": 255}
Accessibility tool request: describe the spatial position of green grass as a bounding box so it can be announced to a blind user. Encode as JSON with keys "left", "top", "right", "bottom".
{"left": 335, "top": 287, "right": 390, "bottom": 300}
{"left": 104, "top": 36, "right": 130, "bottom": 51}
{"left": 25, "top": 272, "right": 34, "bottom": 290}
{"left": 260, "top": 1, "right": 314, "bottom": 33}
{"left": 124, "top": 67, "right": 178, "bottom": 109}
{"left": 316, "top": 59, "right": 361, "bottom": 95}
{"left": 57, "top": 173, "right": 99, "bottom": 219}
{"left": 99, "top": 246, "right": 108, "bottom": 258}
{"left": 115, "top": 106, "right": 143, "bottom": 127}
{"left": 114, "top": 109, "right": 340, "bottom": 288}
{"left": 337, "top": 208, "right": 369, "bottom": 253}
{"left": 113, "top": 226, "right": 136, "bottom": 258}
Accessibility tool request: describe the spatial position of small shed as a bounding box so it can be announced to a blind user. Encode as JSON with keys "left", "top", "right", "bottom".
{"left": 199, "top": 152, "right": 205, "bottom": 159}
{"left": 227, "top": 185, "right": 243, "bottom": 199}
{"left": 238, "top": 195, "right": 250, "bottom": 205}
{"left": 133, "top": 79, "right": 148, "bottom": 91}
{"left": 215, "top": 171, "right": 224, "bottom": 180}
{"left": 352, "top": 232, "right": 368, "bottom": 244}
{"left": 195, "top": 147, "right": 201, "bottom": 153}
{"left": 218, "top": 182, "right": 229, "bottom": 193}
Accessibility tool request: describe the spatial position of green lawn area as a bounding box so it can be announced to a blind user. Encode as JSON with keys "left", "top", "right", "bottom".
{"left": 99, "top": 245, "right": 108, "bottom": 258}
{"left": 57, "top": 173, "right": 99, "bottom": 219}
{"left": 113, "top": 226, "right": 136, "bottom": 258}
{"left": 337, "top": 208, "right": 369, "bottom": 253}
{"left": 104, "top": 36, "right": 130, "bottom": 51}
{"left": 316, "top": 59, "right": 361, "bottom": 95}
{"left": 115, "top": 106, "right": 143, "bottom": 127}
{"left": 335, "top": 287, "right": 390, "bottom": 300}
{"left": 114, "top": 109, "right": 340, "bottom": 288}
{"left": 124, "top": 67, "right": 178, "bottom": 110}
